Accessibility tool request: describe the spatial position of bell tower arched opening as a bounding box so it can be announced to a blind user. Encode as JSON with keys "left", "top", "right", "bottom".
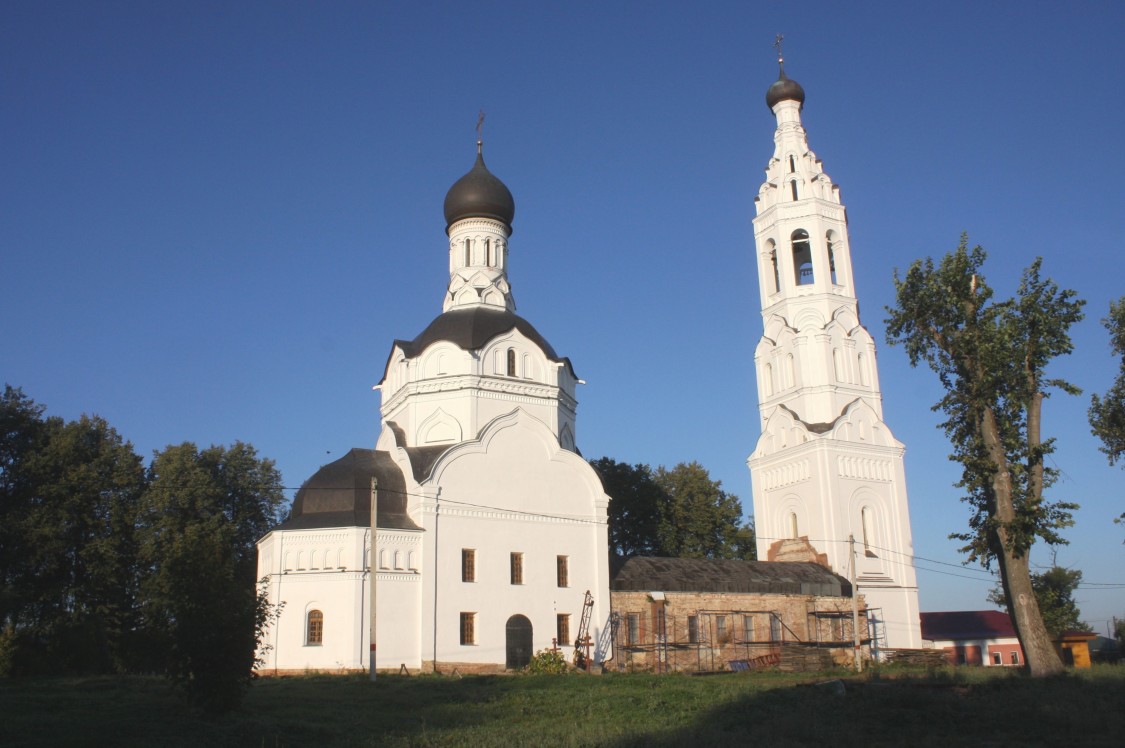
{"left": 791, "top": 230, "right": 812, "bottom": 285}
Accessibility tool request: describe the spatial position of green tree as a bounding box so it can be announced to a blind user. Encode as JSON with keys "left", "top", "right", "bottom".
{"left": 0, "top": 386, "right": 47, "bottom": 632}
{"left": 655, "top": 462, "right": 754, "bottom": 560}
{"left": 1088, "top": 296, "right": 1125, "bottom": 527}
{"left": 885, "top": 236, "right": 1084, "bottom": 676}
{"left": 138, "top": 442, "right": 284, "bottom": 712}
{"left": 591, "top": 458, "right": 754, "bottom": 560}
{"left": 0, "top": 387, "right": 146, "bottom": 675}
{"left": 988, "top": 565, "right": 1092, "bottom": 638}
{"left": 20, "top": 415, "right": 146, "bottom": 673}
{"left": 589, "top": 458, "right": 664, "bottom": 558}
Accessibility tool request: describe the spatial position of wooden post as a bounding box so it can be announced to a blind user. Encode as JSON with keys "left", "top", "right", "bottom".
{"left": 370, "top": 476, "right": 378, "bottom": 682}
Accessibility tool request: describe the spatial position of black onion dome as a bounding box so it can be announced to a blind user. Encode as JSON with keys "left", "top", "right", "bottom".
{"left": 766, "top": 68, "right": 805, "bottom": 111}
{"left": 443, "top": 145, "right": 515, "bottom": 232}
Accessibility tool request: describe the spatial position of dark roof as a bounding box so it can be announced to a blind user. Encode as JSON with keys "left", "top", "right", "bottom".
{"left": 443, "top": 145, "right": 515, "bottom": 232}
{"left": 766, "top": 67, "right": 805, "bottom": 111}
{"left": 387, "top": 306, "right": 577, "bottom": 379}
{"left": 778, "top": 402, "right": 841, "bottom": 434}
{"left": 277, "top": 448, "right": 422, "bottom": 532}
{"left": 920, "top": 610, "right": 1017, "bottom": 641}
{"left": 611, "top": 557, "right": 851, "bottom": 597}
{"left": 387, "top": 422, "right": 450, "bottom": 483}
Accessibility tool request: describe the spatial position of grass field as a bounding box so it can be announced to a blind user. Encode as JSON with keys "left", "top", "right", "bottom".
{"left": 2, "top": 665, "right": 1123, "bottom": 747}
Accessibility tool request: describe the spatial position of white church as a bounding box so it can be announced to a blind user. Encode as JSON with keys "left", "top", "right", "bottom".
{"left": 255, "top": 141, "right": 612, "bottom": 673}
{"left": 256, "top": 61, "right": 922, "bottom": 672}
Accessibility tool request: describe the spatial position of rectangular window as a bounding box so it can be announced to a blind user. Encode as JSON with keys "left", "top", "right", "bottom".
{"left": 1011, "top": 651, "right": 1020, "bottom": 665}
{"left": 510, "top": 552, "right": 523, "bottom": 585}
{"left": 742, "top": 615, "right": 754, "bottom": 642}
{"left": 460, "top": 612, "right": 475, "bottom": 645}
{"left": 687, "top": 615, "right": 699, "bottom": 644}
{"left": 556, "top": 555, "right": 569, "bottom": 587}
{"left": 626, "top": 613, "right": 639, "bottom": 645}
{"left": 992, "top": 652, "right": 1002, "bottom": 665}
{"left": 716, "top": 615, "right": 727, "bottom": 643}
{"left": 461, "top": 549, "right": 475, "bottom": 583}
{"left": 557, "top": 614, "right": 570, "bottom": 646}
{"left": 769, "top": 615, "right": 781, "bottom": 642}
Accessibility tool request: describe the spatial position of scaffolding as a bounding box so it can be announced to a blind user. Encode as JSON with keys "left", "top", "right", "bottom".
{"left": 611, "top": 601, "right": 869, "bottom": 673}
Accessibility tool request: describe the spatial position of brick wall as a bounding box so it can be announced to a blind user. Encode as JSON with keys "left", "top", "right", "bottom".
{"left": 609, "top": 589, "right": 865, "bottom": 672}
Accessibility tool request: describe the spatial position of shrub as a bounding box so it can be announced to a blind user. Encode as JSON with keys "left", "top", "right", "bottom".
{"left": 526, "top": 648, "right": 569, "bottom": 674}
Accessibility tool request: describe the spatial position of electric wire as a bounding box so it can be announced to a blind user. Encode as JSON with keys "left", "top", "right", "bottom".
{"left": 265, "top": 486, "right": 1124, "bottom": 587}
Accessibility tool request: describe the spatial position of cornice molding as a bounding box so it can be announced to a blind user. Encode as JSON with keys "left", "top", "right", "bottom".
{"left": 382, "top": 374, "right": 575, "bottom": 413}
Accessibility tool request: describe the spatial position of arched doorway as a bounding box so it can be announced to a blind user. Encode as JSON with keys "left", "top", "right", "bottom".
{"left": 505, "top": 614, "right": 532, "bottom": 669}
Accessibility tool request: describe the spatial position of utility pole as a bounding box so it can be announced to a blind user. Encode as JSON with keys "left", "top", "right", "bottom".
{"left": 370, "top": 476, "right": 378, "bottom": 682}
{"left": 849, "top": 534, "right": 862, "bottom": 673}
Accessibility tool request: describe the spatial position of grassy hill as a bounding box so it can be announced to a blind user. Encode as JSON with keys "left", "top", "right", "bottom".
{"left": 2, "top": 665, "right": 1122, "bottom": 747}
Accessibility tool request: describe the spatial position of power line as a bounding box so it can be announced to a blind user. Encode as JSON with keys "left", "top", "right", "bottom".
{"left": 279, "top": 490, "right": 1124, "bottom": 585}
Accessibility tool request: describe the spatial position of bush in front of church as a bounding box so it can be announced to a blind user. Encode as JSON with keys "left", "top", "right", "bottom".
{"left": 526, "top": 648, "right": 570, "bottom": 674}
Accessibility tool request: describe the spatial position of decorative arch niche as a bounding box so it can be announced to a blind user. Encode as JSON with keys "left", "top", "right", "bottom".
{"left": 418, "top": 408, "right": 463, "bottom": 445}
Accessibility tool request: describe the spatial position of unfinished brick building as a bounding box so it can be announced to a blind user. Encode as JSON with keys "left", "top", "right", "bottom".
{"left": 608, "top": 557, "right": 866, "bottom": 672}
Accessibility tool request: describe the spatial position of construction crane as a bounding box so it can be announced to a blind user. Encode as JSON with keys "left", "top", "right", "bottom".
{"left": 572, "top": 590, "right": 594, "bottom": 671}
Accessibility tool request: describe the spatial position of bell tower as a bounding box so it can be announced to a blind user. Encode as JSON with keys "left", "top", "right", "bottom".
{"left": 747, "top": 46, "right": 922, "bottom": 650}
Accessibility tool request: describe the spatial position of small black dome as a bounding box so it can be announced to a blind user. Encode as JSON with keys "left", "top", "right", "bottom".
{"left": 766, "top": 68, "right": 805, "bottom": 111}
{"left": 443, "top": 145, "right": 515, "bottom": 232}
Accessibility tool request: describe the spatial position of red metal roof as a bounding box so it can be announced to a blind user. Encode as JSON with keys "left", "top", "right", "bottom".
{"left": 920, "top": 610, "right": 1017, "bottom": 641}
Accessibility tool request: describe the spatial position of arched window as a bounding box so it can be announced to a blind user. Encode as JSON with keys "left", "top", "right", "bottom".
{"left": 464, "top": 238, "right": 471, "bottom": 266}
{"left": 826, "top": 233, "right": 838, "bottom": 285}
{"left": 788, "top": 155, "right": 796, "bottom": 173}
{"left": 861, "top": 507, "right": 873, "bottom": 551}
{"left": 763, "top": 363, "right": 773, "bottom": 396}
{"left": 393, "top": 550, "right": 402, "bottom": 570}
{"left": 791, "top": 230, "right": 812, "bottom": 285}
{"left": 790, "top": 181, "right": 799, "bottom": 201}
{"left": 484, "top": 238, "right": 491, "bottom": 267}
{"left": 378, "top": 549, "right": 388, "bottom": 569}
{"left": 767, "top": 242, "right": 780, "bottom": 293}
{"left": 307, "top": 610, "right": 323, "bottom": 645}
{"left": 789, "top": 512, "right": 799, "bottom": 539}
{"left": 506, "top": 348, "right": 516, "bottom": 376}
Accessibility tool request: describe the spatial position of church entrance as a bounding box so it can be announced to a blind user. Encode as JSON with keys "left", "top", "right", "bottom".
{"left": 505, "top": 614, "right": 532, "bottom": 669}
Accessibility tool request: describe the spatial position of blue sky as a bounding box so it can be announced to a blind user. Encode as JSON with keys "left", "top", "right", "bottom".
{"left": 3, "top": 1, "right": 1123, "bottom": 630}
